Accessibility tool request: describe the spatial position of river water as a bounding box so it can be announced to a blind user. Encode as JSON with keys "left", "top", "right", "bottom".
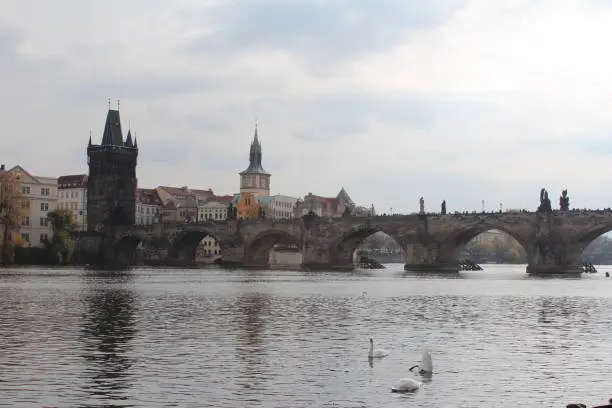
{"left": 1, "top": 264, "right": 611, "bottom": 408}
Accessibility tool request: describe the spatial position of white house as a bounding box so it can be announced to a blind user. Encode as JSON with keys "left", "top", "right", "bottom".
{"left": 57, "top": 174, "right": 88, "bottom": 230}
{"left": 9, "top": 165, "right": 57, "bottom": 246}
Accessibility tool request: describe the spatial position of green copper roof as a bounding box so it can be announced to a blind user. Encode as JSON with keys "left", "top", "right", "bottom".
{"left": 240, "top": 125, "right": 269, "bottom": 175}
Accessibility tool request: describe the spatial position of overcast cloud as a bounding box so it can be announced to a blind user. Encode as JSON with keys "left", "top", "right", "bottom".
{"left": 2, "top": 0, "right": 612, "bottom": 213}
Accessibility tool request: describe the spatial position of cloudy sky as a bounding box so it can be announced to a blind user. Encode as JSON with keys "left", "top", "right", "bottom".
{"left": 2, "top": 0, "right": 612, "bottom": 214}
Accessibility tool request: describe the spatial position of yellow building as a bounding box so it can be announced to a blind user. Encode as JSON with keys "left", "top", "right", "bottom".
{"left": 233, "top": 192, "right": 262, "bottom": 220}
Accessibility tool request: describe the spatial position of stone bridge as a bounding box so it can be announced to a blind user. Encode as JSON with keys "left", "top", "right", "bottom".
{"left": 108, "top": 210, "right": 612, "bottom": 274}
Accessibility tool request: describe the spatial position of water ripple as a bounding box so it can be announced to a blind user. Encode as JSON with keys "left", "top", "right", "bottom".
{"left": 1, "top": 264, "right": 612, "bottom": 407}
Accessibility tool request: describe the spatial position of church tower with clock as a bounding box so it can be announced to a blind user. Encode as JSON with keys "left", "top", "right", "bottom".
{"left": 239, "top": 124, "right": 271, "bottom": 197}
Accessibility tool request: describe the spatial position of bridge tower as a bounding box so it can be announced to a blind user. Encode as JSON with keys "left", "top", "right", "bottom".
{"left": 86, "top": 104, "right": 138, "bottom": 232}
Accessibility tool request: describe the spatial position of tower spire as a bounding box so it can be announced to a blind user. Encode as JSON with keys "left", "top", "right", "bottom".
{"left": 88, "top": 128, "right": 92, "bottom": 146}
{"left": 117, "top": 99, "right": 120, "bottom": 111}
{"left": 107, "top": 97, "right": 111, "bottom": 110}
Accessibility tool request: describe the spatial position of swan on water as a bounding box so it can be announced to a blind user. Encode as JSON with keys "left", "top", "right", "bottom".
{"left": 391, "top": 377, "right": 422, "bottom": 393}
{"left": 368, "top": 338, "right": 389, "bottom": 359}
{"left": 409, "top": 347, "right": 433, "bottom": 375}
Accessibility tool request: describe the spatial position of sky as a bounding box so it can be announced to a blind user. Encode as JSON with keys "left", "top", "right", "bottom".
{"left": 3, "top": 0, "right": 612, "bottom": 214}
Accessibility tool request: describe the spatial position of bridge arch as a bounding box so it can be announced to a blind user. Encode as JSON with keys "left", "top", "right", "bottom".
{"left": 171, "top": 225, "right": 224, "bottom": 264}
{"left": 443, "top": 222, "right": 532, "bottom": 265}
{"left": 245, "top": 230, "right": 302, "bottom": 266}
{"left": 331, "top": 224, "right": 405, "bottom": 268}
{"left": 569, "top": 221, "right": 612, "bottom": 266}
{"left": 114, "top": 234, "right": 145, "bottom": 266}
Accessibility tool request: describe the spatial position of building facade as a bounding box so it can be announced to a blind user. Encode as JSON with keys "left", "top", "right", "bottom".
{"left": 58, "top": 174, "right": 88, "bottom": 230}
{"left": 87, "top": 108, "right": 138, "bottom": 231}
{"left": 198, "top": 195, "right": 233, "bottom": 221}
{"left": 232, "top": 192, "right": 262, "bottom": 220}
{"left": 136, "top": 188, "right": 162, "bottom": 225}
{"left": 239, "top": 125, "right": 271, "bottom": 197}
{"left": 268, "top": 194, "right": 298, "bottom": 219}
{"left": 156, "top": 186, "right": 215, "bottom": 223}
{"left": 6, "top": 166, "right": 57, "bottom": 246}
{"left": 294, "top": 188, "right": 352, "bottom": 218}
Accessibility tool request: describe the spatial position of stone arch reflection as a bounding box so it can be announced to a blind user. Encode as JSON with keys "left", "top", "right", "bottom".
{"left": 80, "top": 272, "right": 137, "bottom": 404}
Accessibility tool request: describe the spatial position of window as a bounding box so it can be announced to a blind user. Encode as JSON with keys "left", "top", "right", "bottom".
{"left": 41, "top": 187, "right": 50, "bottom": 196}
{"left": 22, "top": 186, "right": 30, "bottom": 194}
{"left": 21, "top": 233, "right": 30, "bottom": 242}
{"left": 40, "top": 217, "right": 48, "bottom": 227}
{"left": 40, "top": 202, "right": 49, "bottom": 211}
{"left": 21, "top": 200, "right": 30, "bottom": 209}
{"left": 40, "top": 233, "right": 48, "bottom": 243}
{"left": 21, "top": 216, "right": 30, "bottom": 226}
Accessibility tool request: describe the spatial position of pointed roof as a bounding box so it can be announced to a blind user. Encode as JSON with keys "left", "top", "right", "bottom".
{"left": 240, "top": 124, "right": 269, "bottom": 175}
{"left": 336, "top": 187, "right": 353, "bottom": 205}
{"left": 125, "top": 129, "right": 133, "bottom": 147}
{"left": 100, "top": 109, "right": 124, "bottom": 146}
{"left": 250, "top": 124, "right": 261, "bottom": 154}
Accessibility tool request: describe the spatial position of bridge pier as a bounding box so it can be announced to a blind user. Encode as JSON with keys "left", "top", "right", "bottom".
{"left": 403, "top": 242, "right": 459, "bottom": 272}
{"left": 525, "top": 242, "right": 583, "bottom": 275}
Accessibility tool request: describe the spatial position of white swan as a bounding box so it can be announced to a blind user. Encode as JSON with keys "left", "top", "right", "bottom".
{"left": 368, "top": 338, "right": 389, "bottom": 359}
{"left": 409, "top": 347, "right": 433, "bottom": 375}
{"left": 391, "top": 377, "right": 422, "bottom": 393}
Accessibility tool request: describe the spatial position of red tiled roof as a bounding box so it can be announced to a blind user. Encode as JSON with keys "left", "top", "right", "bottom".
{"left": 158, "top": 186, "right": 215, "bottom": 199}
{"left": 58, "top": 174, "right": 88, "bottom": 189}
{"left": 158, "top": 186, "right": 193, "bottom": 197}
{"left": 190, "top": 188, "right": 215, "bottom": 198}
{"left": 209, "top": 195, "right": 234, "bottom": 203}
{"left": 306, "top": 193, "right": 340, "bottom": 210}
{"left": 137, "top": 188, "right": 162, "bottom": 205}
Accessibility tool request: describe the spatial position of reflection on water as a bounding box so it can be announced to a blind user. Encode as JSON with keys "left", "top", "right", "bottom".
{"left": 233, "top": 292, "right": 270, "bottom": 393}
{"left": 80, "top": 273, "right": 137, "bottom": 407}
{"left": 1, "top": 264, "right": 612, "bottom": 407}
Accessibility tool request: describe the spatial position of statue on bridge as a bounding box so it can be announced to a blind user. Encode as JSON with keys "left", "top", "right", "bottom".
{"left": 419, "top": 197, "right": 425, "bottom": 214}
{"left": 441, "top": 200, "right": 446, "bottom": 215}
{"left": 227, "top": 203, "right": 238, "bottom": 220}
{"left": 559, "top": 189, "right": 570, "bottom": 211}
{"left": 343, "top": 205, "right": 352, "bottom": 217}
{"left": 537, "top": 188, "right": 553, "bottom": 213}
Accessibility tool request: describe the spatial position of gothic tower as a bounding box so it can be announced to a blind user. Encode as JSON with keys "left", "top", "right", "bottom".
{"left": 87, "top": 105, "right": 138, "bottom": 232}
{"left": 239, "top": 125, "right": 271, "bottom": 196}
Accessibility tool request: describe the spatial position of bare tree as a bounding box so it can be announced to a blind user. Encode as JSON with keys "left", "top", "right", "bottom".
{"left": 0, "top": 170, "right": 26, "bottom": 264}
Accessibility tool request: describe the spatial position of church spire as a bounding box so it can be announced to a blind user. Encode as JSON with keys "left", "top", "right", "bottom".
{"left": 240, "top": 123, "right": 268, "bottom": 176}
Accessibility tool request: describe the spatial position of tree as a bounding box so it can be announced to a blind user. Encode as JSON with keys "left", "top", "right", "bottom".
{"left": 0, "top": 170, "right": 26, "bottom": 265}
{"left": 47, "top": 209, "right": 77, "bottom": 263}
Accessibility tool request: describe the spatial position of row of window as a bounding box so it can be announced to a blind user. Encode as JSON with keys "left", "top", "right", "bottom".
{"left": 199, "top": 249, "right": 221, "bottom": 255}
{"left": 18, "top": 201, "right": 52, "bottom": 212}
{"left": 59, "top": 190, "right": 82, "bottom": 199}
{"left": 59, "top": 202, "right": 84, "bottom": 211}
{"left": 15, "top": 232, "right": 48, "bottom": 243}
{"left": 21, "top": 186, "right": 50, "bottom": 196}
{"left": 273, "top": 201, "right": 295, "bottom": 209}
{"left": 19, "top": 216, "right": 50, "bottom": 227}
